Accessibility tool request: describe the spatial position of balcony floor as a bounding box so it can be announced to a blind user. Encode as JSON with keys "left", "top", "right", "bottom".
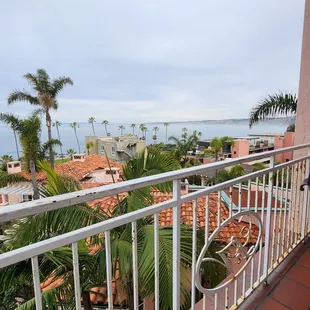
{"left": 240, "top": 237, "right": 310, "bottom": 310}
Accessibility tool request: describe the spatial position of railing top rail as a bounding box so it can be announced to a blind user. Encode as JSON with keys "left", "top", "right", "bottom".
{"left": 0, "top": 143, "right": 309, "bottom": 223}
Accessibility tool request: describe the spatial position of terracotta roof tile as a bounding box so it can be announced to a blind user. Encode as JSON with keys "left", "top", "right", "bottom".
{"left": 19, "top": 155, "right": 122, "bottom": 182}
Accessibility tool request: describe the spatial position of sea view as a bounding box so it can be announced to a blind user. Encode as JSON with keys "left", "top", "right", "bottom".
{"left": 0, "top": 120, "right": 288, "bottom": 157}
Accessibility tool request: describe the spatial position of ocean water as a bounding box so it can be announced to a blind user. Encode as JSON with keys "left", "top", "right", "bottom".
{"left": 0, "top": 121, "right": 288, "bottom": 158}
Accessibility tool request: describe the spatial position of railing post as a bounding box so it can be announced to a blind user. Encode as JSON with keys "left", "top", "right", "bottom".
{"left": 263, "top": 155, "right": 275, "bottom": 283}
{"left": 173, "top": 179, "right": 181, "bottom": 310}
{"left": 301, "top": 147, "right": 310, "bottom": 240}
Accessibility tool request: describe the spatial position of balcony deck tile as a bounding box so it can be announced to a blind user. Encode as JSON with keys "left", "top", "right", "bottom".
{"left": 258, "top": 297, "right": 290, "bottom": 310}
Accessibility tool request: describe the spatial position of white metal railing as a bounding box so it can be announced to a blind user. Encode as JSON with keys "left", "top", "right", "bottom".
{"left": 0, "top": 144, "right": 310, "bottom": 309}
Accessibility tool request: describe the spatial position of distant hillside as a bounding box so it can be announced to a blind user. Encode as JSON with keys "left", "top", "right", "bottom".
{"left": 146, "top": 116, "right": 295, "bottom": 125}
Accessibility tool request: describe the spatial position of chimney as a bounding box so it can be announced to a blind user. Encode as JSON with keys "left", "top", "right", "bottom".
{"left": 7, "top": 161, "right": 22, "bottom": 174}
{"left": 72, "top": 154, "right": 86, "bottom": 162}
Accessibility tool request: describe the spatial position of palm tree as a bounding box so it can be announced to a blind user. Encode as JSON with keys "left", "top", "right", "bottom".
{"left": 38, "top": 139, "right": 62, "bottom": 162}
{"left": 102, "top": 120, "right": 109, "bottom": 136}
{"left": 169, "top": 131, "right": 200, "bottom": 167}
{"left": 70, "top": 122, "right": 81, "bottom": 153}
{"left": 208, "top": 164, "right": 245, "bottom": 184}
{"left": 66, "top": 148, "right": 76, "bottom": 159}
{"left": 7, "top": 69, "right": 73, "bottom": 168}
{"left": 181, "top": 127, "right": 188, "bottom": 139}
{"left": 0, "top": 155, "right": 13, "bottom": 171}
{"left": 139, "top": 124, "right": 146, "bottom": 138}
{"left": 152, "top": 134, "right": 157, "bottom": 144}
{"left": 130, "top": 123, "right": 136, "bottom": 135}
{"left": 0, "top": 113, "right": 41, "bottom": 199}
{"left": 164, "top": 122, "right": 170, "bottom": 143}
{"left": 204, "top": 136, "right": 235, "bottom": 161}
{"left": 88, "top": 117, "right": 96, "bottom": 135}
{"left": 249, "top": 92, "right": 297, "bottom": 128}
{"left": 85, "top": 142, "right": 94, "bottom": 155}
{"left": 118, "top": 125, "right": 125, "bottom": 136}
{"left": 144, "top": 126, "right": 148, "bottom": 141}
{"left": 52, "top": 121, "right": 63, "bottom": 157}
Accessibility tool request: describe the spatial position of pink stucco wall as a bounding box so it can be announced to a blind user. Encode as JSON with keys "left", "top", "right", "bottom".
{"left": 275, "top": 132, "right": 295, "bottom": 163}
{"left": 231, "top": 140, "right": 249, "bottom": 158}
{"left": 295, "top": 0, "right": 310, "bottom": 157}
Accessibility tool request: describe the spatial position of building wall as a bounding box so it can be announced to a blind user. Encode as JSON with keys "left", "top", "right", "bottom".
{"left": 295, "top": 0, "right": 310, "bottom": 157}
{"left": 85, "top": 136, "right": 98, "bottom": 155}
{"left": 275, "top": 132, "right": 295, "bottom": 163}
{"left": 231, "top": 140, "right": 249, "bottom": 158}
{"left": 8, "top": 194, "right": 22, "bottom": 205}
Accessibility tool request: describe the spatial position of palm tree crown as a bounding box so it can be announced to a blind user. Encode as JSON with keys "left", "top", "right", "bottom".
{"left": 249, "top": 92, "right": 297, "bottom": 128}
{"left": 102, "top": 120, "right": 109, "bottom": 136}
{"left": 7, "top": 69, "right": 73, "bottom": 168}
{"left": 130, "top": 123, "right": 136, "bottom": 135}
{"left": 70, "top": 122, "right": 81, "bottom": 153}
{"left": 118, "top": 125, "right": 125, "bottom": 136}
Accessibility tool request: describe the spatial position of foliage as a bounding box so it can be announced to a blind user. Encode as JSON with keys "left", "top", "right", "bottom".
{"left": 207, "top": 164, "right": 245, "bottom": 184}
{"left": 70, "top": 122, "right": 81, "bottom": 153}
{"left": 0, "top": 155, "right": 13, "bottom": 171}
{"left": 168, "top": 130, "right": 201, "bottom": 167}
{"left": 286, "top": 123, "right": 295, "bottom": 132}
{"left": 249, "top": 92, "right": 297, "bottom": 127}
{"left": 37, "top": 139, "right": 62, "bottom": 161}
{"left": 7, "top": 69, "right": 73, "bottom": 168}
{"left": 85, "top": 142, "right": 94, "bottom": 155}
{"left": 88, "top": 117, "right": 96, "bottom": 135}
{"left": 204, "top": 136, "right": 234, "bottom": 161}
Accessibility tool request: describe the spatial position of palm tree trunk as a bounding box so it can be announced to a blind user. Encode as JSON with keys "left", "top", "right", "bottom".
{"left": 13, "top": 130, "right": 20, "bottom": 159}
{"left": 30, "top": 159, "right": 39, "bottom": 200}
{"left": 92, "top": 123, "right": 96, "bottom": 135}
{"left": 82, "top": 292, "right": 92, "bottom": 310}
{"left": 132, "top": 128, "right": 135, "bottom": 135}
{"left": 74, "top": 129, "right": 81, "bottom": 153}
{"left": 105, "top": 125, "right": 108, "bottom": 136}
{"left": 46, "top": 112, "right": 55, "bottom": 169}
{"left": 166, "top": 127, "right": 168, "bottom": 143}
{"left": 56, "top": 127, "right": 63, "bottom": 159}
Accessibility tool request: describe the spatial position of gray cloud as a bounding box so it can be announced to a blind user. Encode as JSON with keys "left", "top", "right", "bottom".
{"left": 0, "top": 0, "right": 304, "bottom": 122}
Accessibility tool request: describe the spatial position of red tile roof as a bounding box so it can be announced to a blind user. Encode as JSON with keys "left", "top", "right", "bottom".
{"left": 19, "top": 155, "right": 122, "bottom": 182}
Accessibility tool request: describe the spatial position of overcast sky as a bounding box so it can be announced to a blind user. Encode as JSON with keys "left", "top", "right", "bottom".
{"left": 0, "top": 1, "right": 305, "bottom": 123}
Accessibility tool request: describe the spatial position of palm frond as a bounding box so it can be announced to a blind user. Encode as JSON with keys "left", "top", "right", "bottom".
{"left": 7, "top": 90, "right": 39, "bottom": 106}
{"left": 249, "top": 92, "right": 297, "bottom": 127}
{"left": 51, "top": 77, "right": 73, "bottom": 97}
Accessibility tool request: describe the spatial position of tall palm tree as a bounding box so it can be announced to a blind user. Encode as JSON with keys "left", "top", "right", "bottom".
{"left": 52, "top": 121, "right": 63, "bottom": 157}
{"left": 85, "top": 142, "right": 94, "bottom": 155}
{"left": 0, "top": 155, "right": 13, "bottom": 172}
{"left": 88, "top": 117, "right": 96, "bottom": 135}
{"left": 130, "top": 123, "right": 136, "bottom": 135}
{"left": 204, "top": 136, "right": 234, "bottom": 161}
{"left": 144, "top": 126, "right": 148, "bottom": 142}
{"left": 7, "top": 69, "right": 73, "bottom": 168}
{"left": 0, "top": 113, "right": 41, "bottom": 199}
{"left": 249, "top": 92, "right": 297, "bottom": 128}
{"left": 70, "top": 122, "right": 81, "bottom": 153}
{"left": 153, "top": 126, "right": 159, "bottom": 144}
{"left": 102, "top": 120, "right": 109, "bottom": 136}
{"left": 139, "top": 124, "right": 146, "bottom": 138}
{"left": 164, "top": 122, "right": 170, "bottom": 143}
{"left": 118, "top": 125, "right": 125, "bottom": 136}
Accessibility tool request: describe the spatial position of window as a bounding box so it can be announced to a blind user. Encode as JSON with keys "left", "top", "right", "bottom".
{"left": 106, "top": 170, "right": 116, "bottom": 175}
{"left": 14, "top": 163, "right": 20, "bottom": 168}
{"left": 8, "top": 164, "right": 12, "bottom": 168}
{"left": 111, "top": 146, "right": 116, "bottom": 155}
{"left": 23, "top": 195, "right": 33, "bottom": 202}
{"left": 101, "top": 145, "right": 105, "bottom": 154}
{"left": 234, "top": 151, "right": 237, "bottom": 154}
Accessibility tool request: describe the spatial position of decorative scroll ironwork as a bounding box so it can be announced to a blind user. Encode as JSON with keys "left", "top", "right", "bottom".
{"left": 195, "top": 210, "right": 262, "bottom": 294}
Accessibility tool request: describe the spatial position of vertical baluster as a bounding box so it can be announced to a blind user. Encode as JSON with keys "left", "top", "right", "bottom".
{"left": 229, "top": 186, "right": 233, "bottom": 218}
{"left": 132, "top": 221, "right": 139, "bottom": 310}
{"left": 203, "top": 195, "right": 209, "bottom": 310}
{"left": 154, "top": 213, "right": 159, "bottom": 310}
{"left": 217, "top": 191, "right": 221, "bottom": 227}
{"left": 214, "top": 293, "right": 218, "bottom": 310}
{"left": 191, "top": 200, "right": 197, "bottom": 310}
{"left": 31, "top": 256, "right": 42, "bottom": 310}
{"left": 276, "top": 169, "right": 285, "bottom": 261}
{"left": 225, "top": 287, "right": 229, "bottom": 310}
{"left": 243, "top": 180, "right": 250, "bottom": 294}
{"left": 105, "top": 232, "right": 113, "bottom": 310}
{"left": 72, "top": 242, "right": 82, "bottom": 310}
{"left": 257, "top": 174, "right": 266, "bottom": 283}
{"left": 288, "top": 164, "right": 295, "bottom": 250}
{"left": 263, "top": 155, "right": 275, "bottom": 280}
{"left": 301, "top": 147, "right": 310, "bottom": 240}
{"left": 292, "top": 163, "right": 300, "bottom": 246}
{"left": 234, "top": 279, "right": 238, "bottom": 306}
{"left": 282, "top": 166, "right": 290, "bottom": 255}
{"left": 173, "top": 179, "right": 181, "bottom": 310}
{"left": 297, "top": 161, "right": 305, "bottom": 242}
{"left": 238, "top": 183, "right": 242, "bottom": 212}
{"left": 270, "top": 170, "right": 279, "bottom": 268}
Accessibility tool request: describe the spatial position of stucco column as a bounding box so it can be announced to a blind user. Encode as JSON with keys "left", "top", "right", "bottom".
{"left": 295, "top": 0, "right": 310, "bottom": 156}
